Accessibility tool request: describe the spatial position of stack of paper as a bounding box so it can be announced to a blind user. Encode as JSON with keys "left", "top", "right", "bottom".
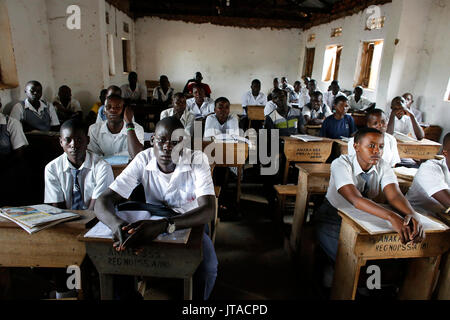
{"left": 291, "top": 134, "right": 323, "bottom": 142}
{"left": 214, "top": 134, "right": 254, "bottom": 148}
{"left": 394, "top": 167, "right": 418, "bottom": 181}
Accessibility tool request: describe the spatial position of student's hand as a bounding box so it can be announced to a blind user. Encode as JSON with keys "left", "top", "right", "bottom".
{"left": 389, "top": 214, "right": 412, "bottom": 244}
{"left": 112, "top": 223, "right": 129, "bottom": 252}
{"left": 404, "top": 213, "right": 425, "bottom": 243}
{"left": 120, "top": 219, "right": 166, "bottom": 250}
{"left": 53, "top": 102, "right": 63, "bottom": 111}
{"left": 124, "top": 105, "right": 134, "bottom": 124}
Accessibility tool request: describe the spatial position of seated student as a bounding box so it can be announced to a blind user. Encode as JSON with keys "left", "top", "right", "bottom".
{"left": 10, "top": 80, "right": 60, "bottom": 132}
{"left": 241, "top": 79, "right": 267, "bottom": 115}
{"left": 53, "top": 85, "right": 83, "bottom": 123}
{"left": 204, "top": 97, "right": 239, "bottom": 139}
{"left": 302, "top": 91, "right": 332, "bottom": 125}
{"left": 267, "top": 77, "right": 280, "bottom": 101}
{"left": 45, "top": 119, "right": 114, "bottom": 211}
{"left": 387, "top": 96, "right": 424, "bottom": 140}
{"left": 289, "top": 81, "right": 308, "bottom": 109}
{"left": 186, "top": 85, "right": 215, "bottom": 119}
{"left": 96, "top": 85, "right": 122, "bottom": 124}
{"left": 94, "top": 116, "right": 217, "bottom": 300}
{"left": 348, "top": 86, "right": 372, "bottom": 112}
{"left": 88, "top": 95, "right": 144, "bottom": 159}
{"left": 264, "top": 100, "right": 278, "bottom": 117}
{"left": 280, "top": 77, "right": 295, "bottom": 94}
{"left": 120, "top": 71, "right": 147, "bottom": 104}
{"left": 160, "top": 92, "right": 195, "bottom": 135}
{"left": 303, "top": 79, "right": 318, "bottom": 106}
{"left": 323, "top": 80, "right": 347, "bottom": 110}
{"left": 184, "top": 72, "right": 212, "bottom": 98}
{"left": 301, "top": 77, "right": 310, "bottom": 96}
{"left": 87, "top": 89, "right": 107, "bottom": 126}
{"left": 406, "top": 132, "right": 450, "bottom": 216}
{"left": 402, "top": 93, "right": 423, "bottom": 123}
{"left": 152, "top": 75, "right": 174, "bottom": 107}
{"left": 315, "top": 127, "right": 425, "bottom": 263}
{"left": 320, "top": 96, "right": 356, "bottom": 139}
{"left": 348, "top": 109, "right": 400, "bottom": 168}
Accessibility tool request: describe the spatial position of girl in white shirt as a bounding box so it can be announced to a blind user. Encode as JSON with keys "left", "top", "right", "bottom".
{"left": 204, "top": 97, "right": 239, "bottom": 138}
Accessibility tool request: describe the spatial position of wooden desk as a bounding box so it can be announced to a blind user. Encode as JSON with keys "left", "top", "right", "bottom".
{"left": 247, "top": 105, "right": 265, "bottom": 128}
{"left": 305, "top": 124, "right": 321, "bottom": 137}
{"left": 332, "top": 211, "right": 450, "bottom": 300}
{"left": 81, "top": 226, "right": 203, "bottom": 300}
{"left": 281, "top": 137, "right": 334, "bottom": 184}
{"left": 396, "top": 139, "right": 441, "bottom": 160}
{"left": 436, "top": 211, "right": 450, "bottom": 299}
{"left": 350, "top": 113, "right": 367, "bottom": 127}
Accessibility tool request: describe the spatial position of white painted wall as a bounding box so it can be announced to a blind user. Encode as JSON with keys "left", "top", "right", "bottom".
{"left": 135, "top": 17, "right": 303, "bottom": 103}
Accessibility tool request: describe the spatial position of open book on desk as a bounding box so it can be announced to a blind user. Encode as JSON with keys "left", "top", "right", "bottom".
{"left": 394, "top": 167, "right": 418, "bottom": 181}
{"left": 394, "top": 131, "right": 418, "bottom": 143}
{"left": 213, "top": 134, "right": 254, "bottom": 148}
{"left": 291, "top": 134, "right": 323, "bottom": 142}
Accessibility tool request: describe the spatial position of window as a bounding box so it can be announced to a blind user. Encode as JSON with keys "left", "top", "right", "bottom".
{"left": 308, "top": 34, "right": 316, "bottom": 42}
{"left": 355, "top": 40, "right": 384, "bottom": 90}
{"left": 122, "top": 39, "right": 131, "bottom": 73}
{"left": 444, "top": 78, "right": 450, "bottom": 102}
{"left": 123, "top": 22, "right": 129, "bottom": 33}
{"left": 331, "top": 27, "right": 342, "bottom": 38}
{"left": 302, "top": 47, "right": 315, "bottom": 78}
{"left": 107, "top": 34, "right": 115, "bottom": 76}
{"left": 105, "top": 11, "right": 109, "bottom": 24}
{"left": 0, "top": 0, "right": 18, "bottom": 89}
{"left": 322, "top": 45, "right": 343, "bottom": 82}
{"left": 365, "top": 16, "right": 385, "bottom": 31}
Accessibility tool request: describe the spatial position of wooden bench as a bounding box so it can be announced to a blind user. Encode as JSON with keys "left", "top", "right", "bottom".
{"left": 274, "top": 185, "right": 297, "bottom": 223}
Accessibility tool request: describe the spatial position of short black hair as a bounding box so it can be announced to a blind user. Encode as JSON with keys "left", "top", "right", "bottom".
{"left": 107, "top": 85, "right": 121, "bottom": 97}
{"left": 26, "top": 80, "right": 42, "bottom": 88}
{"left": 391, "top": 96, "right": 405, "bottom": 107}
{"left": 105, "top": 94, "right": 123, "bottom": 104}
{"left": 367, "top": 108, "right": 385, "bottom": 118}
{"left": 294, "top": 81, "right": 301, "bottom": 86}
{"left": 192, "top": 84, "right": 205, "bottom": 93}
{"left": 331, "top": 80, "right": 339, "bottom": 86}
{"left": 333, "top": 95, "right": 348, "bottom": 106}
{"left": 354, "top": 127, "right": 383, "bottom": 143}
{"left": 215, "top": 97, "right": 230, "bottom": 107}
{"left": 155, "top": 116, "right": 184, "bottom": 134}
{"left": 173, "top": 92, "right": 185, "bottom": 101}
{"left": 60, "top": 119, "right": 88, "bottom": 136}
{"left": 271, "top": 88, "right": 286, "bottom": 98}
{"left": 160, "top": 75, "right": 168, "bottom": 82}
{"left": 311, "top": 91, "right": 323, "bottom": 99}
{"left": 251, "top": 79, "right": 261, "bottom": 86}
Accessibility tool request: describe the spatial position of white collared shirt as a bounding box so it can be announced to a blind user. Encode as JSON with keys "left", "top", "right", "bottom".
{"left": 242, "top": 91, "right": 267, "bottom": 115}
{"left": 10, "top": 99, "right": 60, "bottom": 126}
{"left": 44, "top": 151, "right": 114, "bottom": 209}
{"left": 160, "top": 108, "right": 195, "bottom": 135}
{"left": 53, "top": 96, "right": 82, "bottom": 113}
{"left": 0, "top": 113, "right": 28, "bottom": 150}
{"left": 152, "top": 87, "right": 174, "bottom": 102}
{"left": 109, "top": 148, "right": 215, "bottom": 214}
{"left": 204, "top": 114, "right": 240, "bottom": 138}
{"left": 120, "top": 83, "right": 147, "bottom": 101}
{"left": 302, "top": 103, "right": 333, "bottom": 119}
{"left": 393, "top": 115, "right": 417, "bottom": 139}
{"left": 264, "top": 100, "right": 277, "bottom": 117}
{"left": 347, "top": 94, "right": 372, "bottom": 111}
{"left": 323, "top": 91, "right": 347, "bottom": 109}
{"left": 87, "top": 120, "right": 144, "bottom": 158}
{"left": 348, "top": 133, "right": 400, "bottom": 168}
{"left": 288, "top": 90, "right": 308, "bottom": 108}
{"left": 186, "top": 97, "right": 215, "bottom": 118}
{"left": 406, "top": 158, "right": 450, "bottom": 216}
{"left": 326, "top": 154, "right": 398, "bottom": 209}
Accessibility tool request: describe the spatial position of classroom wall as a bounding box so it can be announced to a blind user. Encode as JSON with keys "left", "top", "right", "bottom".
{"left": 135, "top": 17, "right": 303, "bottom": 104}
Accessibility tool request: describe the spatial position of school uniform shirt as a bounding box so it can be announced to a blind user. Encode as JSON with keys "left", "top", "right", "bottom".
{"left": 288, "top": 90, "right": 305, "bottom": 107}
{"left": 320, "top": 114, "right": 356, "bottom": 139}
{"left": 95, "top": 105, "right": 106, "bottom": 123}
{"left": 264, "top": 107, "right": 304, "bottom": 137}
{"left": 410, "top": 107, "right": 423, "bottom": 123}
{"left": 323, "top": 91, "right": 347, "bottom": 109}
{"left": 302, "top": 103, "right": 332, "bottom": 120}
{"left": 326, "top": 154, "right": 398, "bottom": 209}
{"left": 186, "top": 97, "right": 215, "bottom": 118}
{"left": 160, "top": 107, "right": 195, "bottom": 135}
{"left": 204, "top": 114, "right": 240, "bottom": 138}
{"left": 406, "top": 158, "right": 450, "bottom": 216}
{"left": 44, "top": 151, "right": 114, "bottom": 209}
{"left": 109, "top": 148, "right": 215, "bottom": 214}
{"left": 392, "top": 115, "right": 417, "bottom": 139}
{"left": 241, "top": 91, "right": 267, "bottom": 115}
{"left": 347, "top": 94, "right": 372, "bottom": 111}
{"left": 53, "top": 96, "right": 82, "bottom": 113}
{"left": 348, "top": 133, "right": 401, "bottom": 167}
{"left": 120, "top": 83, "right": 147, "bottom": 101}
{"left": 152, "top": 87, "right": 174, "bottom": 103}
{"left": 264, "top": 100, "right": 277, "bottom": 117}
{"left": 87, "top": 120, "right": 144, "bottom": 158}
{"left": 0, "top": 113, "right": 28, "bottom": 155}
{"left": 10, "top": 99, "right": 60, "bottom": 131}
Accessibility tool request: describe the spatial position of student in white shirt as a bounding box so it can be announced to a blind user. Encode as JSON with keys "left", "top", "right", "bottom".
{"left": 53, "top": 85, "right": 83, "bottom": 122}
{"left": 96, "top": 86, "right": 122, "bottom": 124}
{"left": 302, "top": 91, "right": 332, "bottom": 125}
{"left": 301, "top": 76, "right": 310, "bottom": 96}
{"left": 281, "top": 77, "right": 295, "bottom": 94}
{"left": 303, "top": 79, "right": 318, "bottom": 106}
{"left": 0, "top": 113, "right": 28, "bottom": 156}
{"left": 152, "top": 75, "right": 174, "bottom": 107}
{"left": 94, "top": 117, "right": 217, "bottom": 300}
{"left": 402, "top": 93, "right": 423, "bottom": 123}
{"left": 315, "top": 127, "right": 425, "bottom": 262}
{"left": 348, "top": 86, "right": 372, "bottom": 112}
{"left": 348, "top": 109, "right": 400, "bottom": 167}
{"left": 323, "top": 80, "right": 347, "bottom": 110}
{"left": 241, "top": 79, "right": 267, "bottom": 115}
{"left": 160, "top": 92, "right": 195, "bottom": 135}
{"left": 406, "top": 132, "right": 450, "bottom": 216}
{"left": 45, "top": 119, "right": 114, "bottom": 211}
{"left": 204, "top": 97, "right": 239, "bottom": 138}
{"left": 186, "top": 85, "right": 215, "bottom": 118}
{"left": 267, "top": 77, "right": 280, "bottom": 101}
{"left": 289, "top": 81, "right": 308, "bottom": 109}
{"left": 88, "top": 95, "right": 144, "bottom": 159}
{"left": 387, "top": 96, "right": 424, "bottom": 140}
{"left": 10, "top": 81, "right": 60, "bottom": 132}
{"left": 120, "top": 71, "right": 147, "bottom": 103}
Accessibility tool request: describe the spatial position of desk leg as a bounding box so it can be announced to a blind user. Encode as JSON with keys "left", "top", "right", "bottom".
{"left": 184, "top": 277, "right": 193, "bottom": 300}
{"left": 331, "top": 221, "right": 366, "bottom": 300}
{"left": 283, "top": 161, "right": 290, "bottom": 185}
{"left": 398, "top": 256, "right": 441, "bottom": 300}
{"left": 99, "top": 273, "right": 114, "bottom": 300}
{"left": 290, "top": 171, "right": 307, "bottom": 254}
{"left": 437, "top": 252, "right": 450, "bottom": 300}
{"left": 236, "top": 166, "right": 242, "bottom": 206}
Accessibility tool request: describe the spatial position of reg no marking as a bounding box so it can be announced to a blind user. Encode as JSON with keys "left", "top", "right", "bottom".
{"left": 182, "top": 304, "right": 268, "bottom": 318}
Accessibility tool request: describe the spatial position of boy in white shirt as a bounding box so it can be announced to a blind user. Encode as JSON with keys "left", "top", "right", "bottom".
{"left": 406, "top": 132, "right": 450, "bottom": 216}
{"left": 186, "top": 85, "right": 215, "bottom": 119}
{"left": 120, "top": 71, "right": 147, "bottom": 103}
{"left": 348, "top": 109, "right": 400, "bottom": 167}
{"left": 205, "top": 97, "right": 239, "bottom": 138}
{"left": 94, "top": 116, "right": 217, "bottom": 300}
{"left": 152, "top": 75, "right": 174, "bottom": 108}
{"left": 315, "top": 127, "right": 425, "bottom": 262}
{"left": 387, "top": 96, "right": 424, "bottom": 140}
{"left": 53, "top": 85, "right": 83, "bottom": 122}
{"left": 402, "top": 93, "right": 423, "bottom": 123}
{"left": 88, "top": 95, "right": 144, "bottom": 159}
{"left": 160, "top": 92, "right": 195, "bottom": 135}
{"left": 45, "top": 119, "right": 114, "bottom": 211}
{"left": 302, "top": 91, "right": 333, "bottom": 125}
{"left": 323, "top": 80, "right": 347, "bottom": 110}
{"left": 347, "top": 86, "right": 372, "bottom": 112}
{"left": 241, "top": 79, "right": 267, "bottom": 115}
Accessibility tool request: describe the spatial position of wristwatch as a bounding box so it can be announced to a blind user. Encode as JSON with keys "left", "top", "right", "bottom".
{"left": 165, "top": 217, "right": 176, "bottom": 234}
{"left": 126, "top": 122, "right": 135, "bottom": 129}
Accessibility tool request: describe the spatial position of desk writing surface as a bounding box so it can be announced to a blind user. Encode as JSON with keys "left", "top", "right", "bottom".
{"left": 396, "top": 138, "right": 441, "bottom": 159}
{"left": 202, "top": 140, "right": 249, "bottom": 166}
{"left": 281, "top": 136, "right": 333, "bottom": 163}
{"left": 247, "top": 105, "right": 265, "bottom": 121}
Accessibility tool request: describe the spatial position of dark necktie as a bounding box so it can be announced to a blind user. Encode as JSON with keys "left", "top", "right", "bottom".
{"left": 71, "top": 169, "right": 84, "bottom": 210}
{"left": 360, "top": 172, "right": 371, "bottom": 197}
